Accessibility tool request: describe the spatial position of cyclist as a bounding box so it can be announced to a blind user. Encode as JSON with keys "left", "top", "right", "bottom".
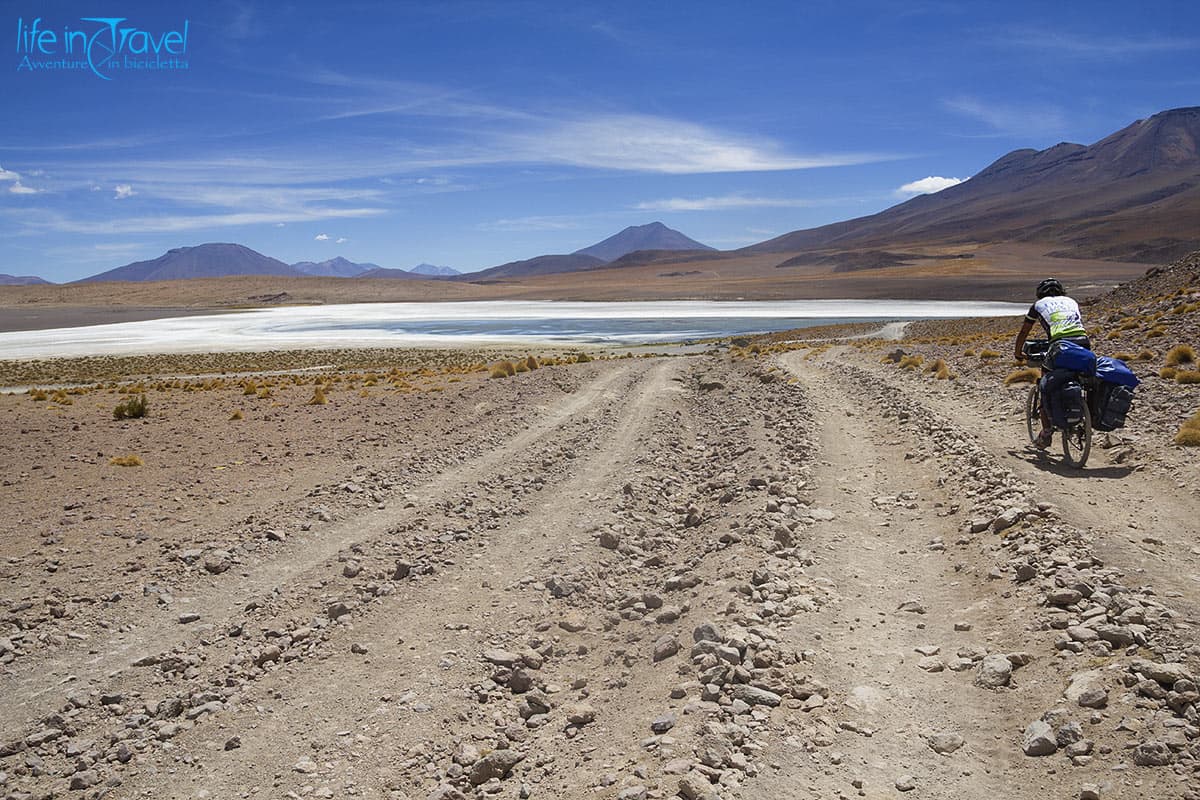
{"left": 1013, "top": 278, "right": 1092, "bottom": 449}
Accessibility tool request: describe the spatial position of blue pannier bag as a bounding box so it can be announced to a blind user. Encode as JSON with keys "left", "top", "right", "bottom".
{"left": 1050, "top": 340, "right": 1097, "bottom": 374}
{"left": 1095, "top": 355, "right": 1140, "bottom": 387}
{"left": 1041, "top": 369, "right": 1085, "bottom": 429}
{"left": 1091, "top": 382, "right": 1134, "bottom": 432}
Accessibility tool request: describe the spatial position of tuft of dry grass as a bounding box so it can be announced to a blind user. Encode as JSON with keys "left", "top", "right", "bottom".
{"left": 490, "top": 360, "right": 516, "bottom": 379}
{"left": 1177, "top": 371, "right": 1200, "bottom": 385}
{"left": 576, "top": 353, "right": 593, "bottom": 363}
{"left": 229, "top": 409, "right": 244, "bottom": 420}
{"left": 1161, "top": 367, "right": 1178, "bottom": 380}
{"left": 308, "top": 385, "right": 329, "bottom": 405}
{"left": 979, "top": 349, "right": 1001, "bottom": 359}
{"left": 1146, "top": 327, "right": 1167, "bottom": 338}
{"left": 29, "top": 388, "right": 48, "bottom": 401}
{"left": 525, "top": 355, "right": 540, "bottom": 371}
{"left": 109, "top": 454, "right": 144, "bottom": 466}
{"left": 113, "top": 393, "right": 148, "bottom": 419}
{"left": 1165, "top": 344, "right": 1197, "bottom": 367}
{"left": 926, "top": 358, "right": 947, "bottom": 374}
{"left": 935, "top": 364, "right": 953, "bottom": 380}
{"left": 1176, "top": 410, "right": 1200, "bottom": 447}
{"left": 899, "top": 355, "right": 924, "bottom": 369}
{"left": 1004, "top": 367, "right": 1040, "bottom": 385}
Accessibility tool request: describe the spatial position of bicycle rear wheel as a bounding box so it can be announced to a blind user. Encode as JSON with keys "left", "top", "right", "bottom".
{"left": 1061, "top": 402, "right": 1092, "bottom": 468}
{"left": 1025, "top": 385, "right": 1041, "bottom": 444}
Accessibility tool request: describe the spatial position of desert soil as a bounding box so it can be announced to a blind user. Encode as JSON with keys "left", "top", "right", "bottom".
{"left": 2, "top": 330, "right": 1199, "bottom": 800}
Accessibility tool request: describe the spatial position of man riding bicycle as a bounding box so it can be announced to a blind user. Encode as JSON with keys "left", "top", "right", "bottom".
{"left": 1013, "top": 278, "right": 1092, "bottom": 449}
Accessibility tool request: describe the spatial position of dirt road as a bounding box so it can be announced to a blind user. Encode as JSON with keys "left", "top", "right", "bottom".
{"left": 2, "top": 351, "right": 1198, "bottom": 800}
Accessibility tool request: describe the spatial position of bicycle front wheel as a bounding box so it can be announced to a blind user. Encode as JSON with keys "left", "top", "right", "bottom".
{"left": 1061, "top": 402, "right": 1092, "bottom": 468}
{"left": 1025, "top": 385, "right": 1041, "bottom": 444}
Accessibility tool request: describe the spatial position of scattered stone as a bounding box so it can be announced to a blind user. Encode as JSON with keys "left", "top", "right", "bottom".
{"left": 923, "top": 731, "right": 964, "bottom": 755}
{"left": 558, "top": 612, "right": 588, "bottom": 633}
{"left": 730, "top": 685, "right": 782, "bottom": 707}
{"left": 69, "top": 770, "right": 101, "bottom": 790}
{"left": 468, "top": 749, "right": 526, "bottom": 785}
{"left": 483, "top": 649, "right": 521, "bottom": 668}
{"left": 224, "top": 736, "right": 241, "bottom": 751}
{"left": 342, "top": 560, "right": 362, "bottom": 578}
{"left": 178, "top": 613, "right": 200, "bottom": 624}
{"left": 598, "top": 530, "right": 620, "bottom": 549}
{"left": 652, "top": 635, "right": 680, "bottom": 662}
{"left": 693, "top": 622, "right": 723, "bottom": 643}
{"left": 1132, "top": 740, "right": 1174, "bottom": 767}
{"left": 975, "top": 654, "right": 1013, "bottom": 689}
{"left": 678, "top": 771, "right": 718, "bottom": 800}
{"left": 565, "top": 703, "right": 597, "bottom": 727}
{"left": 255, "top": 645, "right": 282, "bottom": 667}
{"left": 1079, "top": 783, "right": 1101, "bottom": 800}
{"left": 1022, "top": 720, "right": 1057, "bottom": 756}
{"left": 650, "top": 713, "right": 676, "bottom": 734}
{"left": 895, "top": 775, "right": 916, "bottom": 792}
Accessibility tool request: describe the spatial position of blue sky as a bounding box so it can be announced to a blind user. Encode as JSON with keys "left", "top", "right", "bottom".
{"left": 2, "top": 1, "right": 1198, "bottom": 281}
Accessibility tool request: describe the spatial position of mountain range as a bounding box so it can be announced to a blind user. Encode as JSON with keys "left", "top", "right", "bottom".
{"left": 747, "top": 106, "right": 1200, "bottom": 264}
{"left": 63, "top": 222, "right": 712, "bottom": 284}
{"left": 11, "top": 107, "right": 1200, "bottom": 289}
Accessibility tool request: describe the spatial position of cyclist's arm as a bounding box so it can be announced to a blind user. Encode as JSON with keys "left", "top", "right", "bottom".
{"left": 1013, "top": 317, "right": 1035, "bottom": 361}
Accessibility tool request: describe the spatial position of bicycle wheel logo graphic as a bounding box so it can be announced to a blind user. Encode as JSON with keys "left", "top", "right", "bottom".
{"left": 81, "top": 17, "right": 124, "bottom": 81}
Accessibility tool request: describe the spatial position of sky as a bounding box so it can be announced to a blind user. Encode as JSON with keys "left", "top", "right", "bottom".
{"left": 2, "top": 0, "right": 1198, "bottom": 282}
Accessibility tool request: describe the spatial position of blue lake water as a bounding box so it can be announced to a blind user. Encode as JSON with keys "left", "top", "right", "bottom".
{"left": 0, "top": 300, "right": 1026, "bottom": 359}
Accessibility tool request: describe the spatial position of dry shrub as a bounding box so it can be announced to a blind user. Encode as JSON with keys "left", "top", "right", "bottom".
{"left": 229, "top": 409, "right": 244, "bottom": 420}
{"left": 899, "top": 355, "right": 924, "bottom": 369}
{"left": 514, "top": 361, "right": 529, "bottom": 374}
{"left": 1176, "top": 411, "right": 1200, "bottom": 447}
{"left": 1005, "top": 368, "right": 1040, "bottom": 385}
{"left": 109, "top": 454, "right": 144, "bottom": 467}
{"left": 979, "top": 349, "right": 1001, "bottom": 359}
{"left": 490, "top": 361, "right": 515, "bottom": 379}
{"left": 51, "top": 389, "right": 72, "bottom": 405}
{"left": 575, "top": 353, "right": 593, "bottom": 363}
{"left": 243, "top": 381, "right": 258, "bottom": 396}
{"left": 1165, "top": 345, "right": 1197, "bottom": 367}
{"left": 927, "top": 358, "right": 947, "bottom": 374}
{"left": 1146, "top": 327, "right": 1167, "bottom": 338}
{"left": 525, "top": 355, "right": 539, "bottom": 371}
{"left": 308, "top": 386, "right": 329, "bottom": 405}
{"left": 935, "top": 364, "right": 953, "bottom": 380}
{"left": 1177, "top": 371, "right": 1200, "bottom": 385}
{"left": 962, "top": 349, "right": 976, "bottom": 356}
{"left": 29, "top": 388, "right": 47, "bottom": 401}
{"left": 113, "top": 394, "right": 148, "bottom": 419}
{"left": 257, "top": 387, "right": 272, "bottom": 399}
{"left": 1161, "top": 367, "right": 1178, "bottom": 380}
{"left": 1135, "top": 349, "right": 1156, "bottom": 362}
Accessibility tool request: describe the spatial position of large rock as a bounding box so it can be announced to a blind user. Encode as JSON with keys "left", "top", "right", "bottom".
{"left": 975, "top": 654, "right": 1012, "bottom": 689}
{"left": 1132, "top": 740, "right": 1174, "bottom": 767}
{"left": 468, "top": 749, "right": 525, "bottom": 785}
{"left": 1022, "top": 720, "right": 1057, "bottom": 756}
{"left": 730, "top": 685, "right": 781, "bottom": 707}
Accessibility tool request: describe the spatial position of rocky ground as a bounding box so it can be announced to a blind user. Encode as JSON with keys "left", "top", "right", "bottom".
{"left": 1, "top": 255, "right": 1199, "bottom": 800}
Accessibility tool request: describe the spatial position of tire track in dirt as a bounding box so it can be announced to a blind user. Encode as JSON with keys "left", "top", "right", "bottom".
{"left": 768, "top": 353, "right": 1065, "bottom": 799}
{"left": 112, "top": 360, "right": 684, "bottom": 799}
{"left": 0, "top": 364, "right": 638, "bottom": 729}
{"left": 872, "top": 360, "right": 1200, "bottom": 628}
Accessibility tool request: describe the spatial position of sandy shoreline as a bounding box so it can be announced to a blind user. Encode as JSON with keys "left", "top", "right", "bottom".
{"left": 0, "top": 305, "right": 248, "bottom": 333}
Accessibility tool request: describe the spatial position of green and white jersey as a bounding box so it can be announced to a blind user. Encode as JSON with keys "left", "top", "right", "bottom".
{"left": 1027, "top": 296, "right": 1087, "bottom": 341}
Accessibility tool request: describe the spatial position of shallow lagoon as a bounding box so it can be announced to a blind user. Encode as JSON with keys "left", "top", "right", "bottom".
{"left": 0, "top": 300, "right": 1025, "bottom": 359}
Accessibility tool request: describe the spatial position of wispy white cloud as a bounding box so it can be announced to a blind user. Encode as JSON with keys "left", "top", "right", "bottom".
{"left": 477, "top": 215, "right": 584, "bottom": 232}
{"left": 635, "top": 194, "right": 823, "bottom": 212}
{"left": 997, "top": 29, "right": 1198, "bottom": 58}
{"left": 315, "top": 233, "right": 330, "bottom": 241}
{"left": 336, "top": 236, "right": 347, "bottom": 244}
{"left": 943, "top": 97, "right": 1067, "bottom": 137}
{"left": 113, "top": 184, "right": 135, "bottom": 200}
{"left": 1, "top": 164, "right": 39, "bottom": 194}
{"left": 12, "top": 207, "right": 384, "bottom": 236}
{"left": 499, "top": 114, "right": 895, "bottom": 174}
{"left": 895, "top": 176, "right": 964, "bottom": 196}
